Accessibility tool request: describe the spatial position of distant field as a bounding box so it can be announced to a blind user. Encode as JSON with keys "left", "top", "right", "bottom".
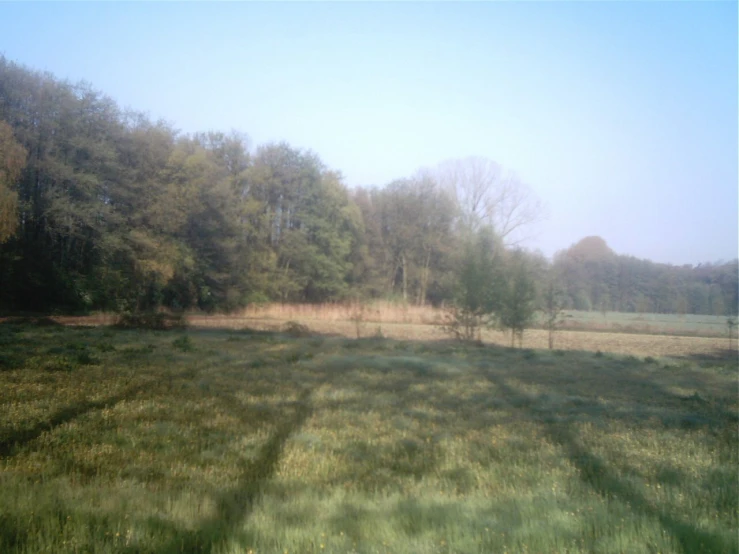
{"left": 236, "top": 303, "right": 734, "bottom": 338}
{"left": 185, "top": 315, "right": 733, "bottom": 359}
{"left": 1, "top": 320, "right": 737, "bottom": 553}
{"left": 553, "top": 311, "right": 733, "bottom": 337}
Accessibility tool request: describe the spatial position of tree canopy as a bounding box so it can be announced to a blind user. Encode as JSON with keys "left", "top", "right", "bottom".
{"left": 0, "top": 56, "right": 735, "bottom": 316}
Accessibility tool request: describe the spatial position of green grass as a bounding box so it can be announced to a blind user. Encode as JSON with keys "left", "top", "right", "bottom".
{"left": 547, "top": 310, "right": 734, "bottom": 337}
{"left": 1, "top": 320, "right": 737, "bottom": 553}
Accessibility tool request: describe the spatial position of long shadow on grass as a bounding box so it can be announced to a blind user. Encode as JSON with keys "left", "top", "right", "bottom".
{"left": 674, "top": 349, "right": 738, "bottom": 371}
{"left": 145, "top": 389, "right": 312, "bottom": 554}
{"left": 475, "top": 348, "right": 738, "bottom": 430}
{"left": 481, "top": 368, "right": 736, "bottom": 554}
{"left": 0, "top": 380, "right": 155, "bottom": 458}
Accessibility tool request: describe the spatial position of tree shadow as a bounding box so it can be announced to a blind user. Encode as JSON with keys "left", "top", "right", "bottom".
{"left": 481, "top": 368, "right": 736, "bottom": 554}
{"left": 0, "top": 380, "right": 155, "bottom": 458}
{"left": 143, "top": 389, "right": 313, "bottom": 554}
{"left": 674, "top": 349, "right": 738, "bottom": 367}
{"left": 476, "top": 348, "right": 738, "bottom": 430}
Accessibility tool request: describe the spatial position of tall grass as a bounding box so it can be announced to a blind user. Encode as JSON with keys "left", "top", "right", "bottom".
{"left": 232, "top": 303, "right": 731, "bottom": 338}
{"left": 238, "top": 301, "right": 445, "bottom": 326}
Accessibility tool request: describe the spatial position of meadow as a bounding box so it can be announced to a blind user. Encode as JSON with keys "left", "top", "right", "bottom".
{"left": 0, "top": 318, "right": 737, "bottom": 553}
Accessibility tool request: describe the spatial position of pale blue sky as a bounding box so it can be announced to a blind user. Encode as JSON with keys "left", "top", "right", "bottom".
{"left": 1, "top": 1, "right": 736, "bottom": 265}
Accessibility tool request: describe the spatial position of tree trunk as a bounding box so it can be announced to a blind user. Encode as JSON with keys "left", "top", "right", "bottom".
{"left": 418, "top": 250, "right": 431, "bottom": 306}
{"left": 401, "top": 253, "right": 407, "bottom": 303}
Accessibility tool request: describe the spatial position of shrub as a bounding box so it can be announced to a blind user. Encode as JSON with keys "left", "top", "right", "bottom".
{"left": 42, "top": 356, "right": 76, "bottom": 372}
{"left": 95, "top": 342, "right": 116, "bottom": 352}
{"left": 443, "top": 227, "right": 501, "bottom": 342}
{"left": 283, "top": 321, "right": 311, "bottom": 337}
{"left": 113, "top": 312, "right": 187, "bottom": 330}
{"left": 75, "top": 351, "right": 99, "bottom": 365}
{"left": 172, "top": 335, "right": 195, "bottom": 352}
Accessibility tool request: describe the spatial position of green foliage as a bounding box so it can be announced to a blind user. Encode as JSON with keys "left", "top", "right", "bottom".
{"left": 0, "top": 56, "right": 735, "bottom": 317}
{"left": 0, "top": 120, "right": 26, "bottom": 244}
{"left": 498, "top": 250, "right": 538, "bottom": 347}
{"left": 283, "top": 321, "right": 312, "bottom": 337}
{"left": 554, "top": 237, "right": 738, "bottom": 316}
{"left": 444, "top": 226, "right": 501, "bottom": 341}
{"left": 172, "top": 335, "right": 195, "bottom": 352}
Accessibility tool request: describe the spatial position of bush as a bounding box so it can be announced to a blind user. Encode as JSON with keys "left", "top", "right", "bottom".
{"left": 443, "top": 227, "right": 501, "bottom": 343}
{"left": 283, "top": 321, "right": 311, "bottom": 337}
{"left": 172, "top": 335, "right": 195, "bottom": 352}
{"left": 113, "top": 312, "right": 187, "bottom": 330}
{"left": 442, "top": 306, "right": 489, "bottom": 342}
{"left": 75, "top": 351, "right": 99, "bottom": 365}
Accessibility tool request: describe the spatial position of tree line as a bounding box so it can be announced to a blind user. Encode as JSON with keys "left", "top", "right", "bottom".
{"left": 0, "top": 56, "right": 736, "bottom": 317}
{"left": 552, "top": 236, "right": 737, "bottom": 316}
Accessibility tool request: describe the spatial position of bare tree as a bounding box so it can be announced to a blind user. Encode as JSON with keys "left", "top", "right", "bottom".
{"left": 430, "top": 156, "right": 545, "bottom": 246}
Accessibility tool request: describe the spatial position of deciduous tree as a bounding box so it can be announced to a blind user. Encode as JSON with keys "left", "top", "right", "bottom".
{"left": 0, "top": 120, "right": 26, "bottom": 243}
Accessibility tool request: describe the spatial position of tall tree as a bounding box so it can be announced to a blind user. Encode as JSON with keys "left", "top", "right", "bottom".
{"left": 243, "top": 143, "right": 358, "bottom": 302}
{"left": 430, "top": 156, "right": 545, "bottom": 244}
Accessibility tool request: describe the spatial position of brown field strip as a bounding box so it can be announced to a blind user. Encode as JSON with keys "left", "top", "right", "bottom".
{"left": 11, "top": 312, "right": 734, "bottom": 358}
{"left": 188, "top": 316, "right": 736, "bottom": 359}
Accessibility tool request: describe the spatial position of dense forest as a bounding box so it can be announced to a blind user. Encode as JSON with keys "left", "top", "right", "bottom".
{"left": 0, "top": 57, "right": 736, "bottom": 316}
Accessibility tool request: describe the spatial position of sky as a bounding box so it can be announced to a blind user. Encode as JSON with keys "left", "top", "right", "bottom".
{"left": 0, "top": 1, "right": 736, "bottom": 265}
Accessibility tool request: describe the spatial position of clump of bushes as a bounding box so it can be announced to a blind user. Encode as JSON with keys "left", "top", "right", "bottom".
{"left": 113, "top": 312, "right": 187, "bottom": 330}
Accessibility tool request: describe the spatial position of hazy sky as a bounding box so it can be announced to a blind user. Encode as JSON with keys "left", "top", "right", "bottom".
{"left": 1, "top": 2, "right": 736, "bottom": 265}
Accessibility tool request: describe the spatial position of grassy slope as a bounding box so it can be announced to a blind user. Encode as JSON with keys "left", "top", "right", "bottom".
{"left": 0, "top": 321, "right": 737, "bottom": 554}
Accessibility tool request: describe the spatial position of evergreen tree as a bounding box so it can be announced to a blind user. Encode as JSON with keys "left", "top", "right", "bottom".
{"left": 444, "top": 226, "right": 502, "bottom": 341}
{"left": 498, "top": 250, "right": 537, "bottom": 347}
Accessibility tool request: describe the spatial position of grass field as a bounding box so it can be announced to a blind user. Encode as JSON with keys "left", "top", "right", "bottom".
{"left": 554, "top": 311, "right": 734, "bottom": 338}
{"left": 1, "top": 319, "right": 737, "bottom": 554}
